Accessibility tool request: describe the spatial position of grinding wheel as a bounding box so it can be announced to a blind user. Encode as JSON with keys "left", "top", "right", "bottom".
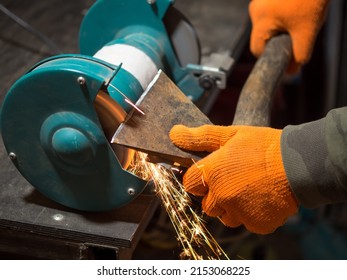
{"left": 94, "top": 91, "right": 135, "bottom": 169}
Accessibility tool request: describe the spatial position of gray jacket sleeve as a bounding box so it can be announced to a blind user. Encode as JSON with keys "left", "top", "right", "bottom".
{"left": 281, "top": 107, "right": 347, "bottom": 208}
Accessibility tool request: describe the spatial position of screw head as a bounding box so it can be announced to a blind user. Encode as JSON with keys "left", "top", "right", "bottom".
{"left": 77, "top": 76, "right": 86, "bottom": 85}
{"left": 9, "top": 152, "right": 16, "bottom": 160}
{"left": 128, "top": 188, "right": 136, "bottom": 196}
{"left": 199, "top": 75, "right": 215, "bottom": 90}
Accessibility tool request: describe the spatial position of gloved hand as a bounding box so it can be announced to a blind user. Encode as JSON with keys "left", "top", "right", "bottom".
{"left": 249, "top": 0, "right": 330, "bottom": 73}
{"left": 170, "top": 125, "right": 298, "bottom": 234}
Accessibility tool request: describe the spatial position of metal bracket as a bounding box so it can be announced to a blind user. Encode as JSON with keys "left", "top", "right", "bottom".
{"left": 187, "top": 52, "right": 234, "bottom": 90}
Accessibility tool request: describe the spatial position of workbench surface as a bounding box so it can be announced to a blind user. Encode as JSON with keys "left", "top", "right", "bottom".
{"left": 0, "top": 0, "right": 249, "bottom": 259}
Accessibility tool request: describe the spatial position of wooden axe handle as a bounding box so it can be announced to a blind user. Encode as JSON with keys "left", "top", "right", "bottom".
{"left": 233, "top": 34, "right": 292, "bottom": 126}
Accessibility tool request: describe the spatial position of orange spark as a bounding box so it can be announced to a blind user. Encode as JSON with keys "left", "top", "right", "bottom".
{"left": 128, "top": 152, "right": 229, "bottom": 260}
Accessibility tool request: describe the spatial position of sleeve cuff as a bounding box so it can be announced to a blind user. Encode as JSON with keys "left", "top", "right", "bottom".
{"left": 281, "top": 112, "right": 347, "bottom": 208}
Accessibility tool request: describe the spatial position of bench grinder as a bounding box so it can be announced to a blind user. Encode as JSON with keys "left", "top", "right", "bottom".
{"left": 0, "top": 0, "right": 220, "bottom": 211}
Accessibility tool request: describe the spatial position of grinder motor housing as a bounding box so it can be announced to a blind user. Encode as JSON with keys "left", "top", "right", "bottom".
{"left": 0, "top": 0, "right": 211, "bottom": 211}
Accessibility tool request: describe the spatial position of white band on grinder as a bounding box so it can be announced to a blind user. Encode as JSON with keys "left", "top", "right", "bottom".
{"left": 93, "top": 44, "right": 159, "bottom": 90}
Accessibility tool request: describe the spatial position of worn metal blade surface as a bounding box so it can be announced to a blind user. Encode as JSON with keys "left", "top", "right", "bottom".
{"left": 112, "top": 70, "right": 212, "bottom": 167}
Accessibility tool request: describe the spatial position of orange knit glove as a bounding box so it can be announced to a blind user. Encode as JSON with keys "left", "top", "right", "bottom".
{"left": 170, "top": 125, "right": 298, "bottom": 234}
{"left": 249, "top": 0, "right": 330, "bottom": 73}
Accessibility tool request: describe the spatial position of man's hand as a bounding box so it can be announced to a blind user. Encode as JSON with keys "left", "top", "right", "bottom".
{"left": 170, "top": 124, "right": 298, "bottom": 234}
{"left": 249, "top": 0, "right": 330, "bottom": 73}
